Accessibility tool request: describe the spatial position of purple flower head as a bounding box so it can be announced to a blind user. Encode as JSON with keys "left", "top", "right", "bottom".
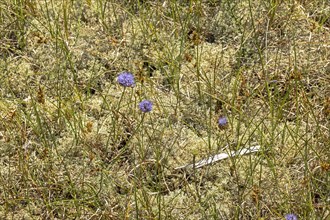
{"left": 117, "top": 72, "right": 135, "bottom": 87}
{"left": 139, "top": 100, "right": 153, "bottom": 113}
{"left": 285, "top": 213, "right": 298, "bottom": 220}
{"left": 218, "top": 116, "right": 228, "bottom": 129}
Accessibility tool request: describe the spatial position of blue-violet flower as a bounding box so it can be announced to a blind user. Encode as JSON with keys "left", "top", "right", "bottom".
{"left": 218, "top": 116, "right": 228, "bottom": 129}
{"left": 139, "top": 100, "right": 153, "bottom": 113}
{"left": 285, "top": 213, "right": 298, "bottom": 220}
{"left": 117, "top": 72, "right": 135, "bottom": 87}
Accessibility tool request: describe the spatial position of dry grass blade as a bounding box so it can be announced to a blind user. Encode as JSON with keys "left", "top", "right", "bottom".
{"left": 175, "top": 145, "right": 261, "bottom": 169}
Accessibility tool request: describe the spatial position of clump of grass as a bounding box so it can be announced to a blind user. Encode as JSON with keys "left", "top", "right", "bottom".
{"left": 0, "top": 0, "right": 329, "bottom": 219}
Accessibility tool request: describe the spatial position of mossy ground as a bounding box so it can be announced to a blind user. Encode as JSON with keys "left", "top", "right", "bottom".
{"left": 0, "top": 1, "right": 329, "bottom": 219}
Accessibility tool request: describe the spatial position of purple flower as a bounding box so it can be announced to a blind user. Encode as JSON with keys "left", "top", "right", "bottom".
{"left": 139, "top": 100, "right": 153, "bottom": 113}
{"left": 285, "top": 213, "right": 298, "bottom": 220}
{"left": 218, "top": 116, "right": 228, "bottom": 129}
{"left": 117, "top": 72, "right": 135, "bottom": 87}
